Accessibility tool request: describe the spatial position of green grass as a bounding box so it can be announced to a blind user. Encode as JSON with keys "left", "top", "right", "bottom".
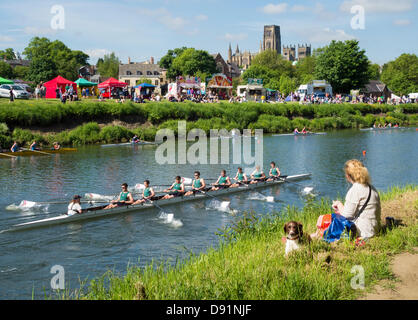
{"left": 56, "top": 184, "right": 417, "bottom": 300}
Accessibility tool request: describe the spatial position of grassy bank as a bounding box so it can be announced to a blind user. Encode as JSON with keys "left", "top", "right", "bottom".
{"left": 0, "top": 100, "right": 417, "bottom": 148}
{"left": 58, "top": 185, "right": 417, "bottom": 300}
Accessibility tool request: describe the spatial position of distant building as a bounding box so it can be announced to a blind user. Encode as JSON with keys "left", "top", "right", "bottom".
{"left": 283, "top": 44, "right": 311, "bottom": 62}
{"left": 2, "top": 58, "right": 30, "bottom": 68}
{"left": 361, "top": 80, "right": 392, "bottom": 100}
{"left": 263, "top": 25, "right": 281, "bottom": 54}
{"left": 118, "top": 57, "right": 168, "bottom": 88}
{"left": 227, "top": 44, "right": 258, "bottom": 70}
{"left": 211, "top": 53, "right": 231, "bottom": 78}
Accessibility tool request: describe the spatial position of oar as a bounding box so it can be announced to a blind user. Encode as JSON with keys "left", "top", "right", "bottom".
{"left": 0, "top": 152, "right": 17, "bottom": 158}
{"left": 200, "top": 190, "right": 233, "bottom": 211}
{"left": 21, "top": 148, "right": 51, "bottom": 156}
{"left": 278, "top": 176, "right": 314, "bottom": 193}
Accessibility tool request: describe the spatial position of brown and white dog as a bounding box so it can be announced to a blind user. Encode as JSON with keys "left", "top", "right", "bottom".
{"left": 283, "top": 221, "right": 311, "bottom": 256}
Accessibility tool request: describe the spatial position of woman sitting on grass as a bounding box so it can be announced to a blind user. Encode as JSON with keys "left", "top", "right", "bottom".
{"left": 313, "top": 160, "right": 381, "bottom": 241}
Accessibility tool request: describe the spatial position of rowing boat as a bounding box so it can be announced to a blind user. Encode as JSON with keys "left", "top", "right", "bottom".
{"left": 360, "top": 127, "right": 406, "bottom": 131}
{"left": 3, "top": 173, "right": 311, "bottom": 232}
{"left": 0, "top": 148, "right": 77, "bottom": 157}
{"left": 272, "top": 132, "right": 326, "bottom": 137}
{"left": 101, "top": 141, "right": 162, "bottom": 148}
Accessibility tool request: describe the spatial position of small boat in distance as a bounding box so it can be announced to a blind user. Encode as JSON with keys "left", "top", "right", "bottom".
{"left": 0, "top": 148, "right": 77, "bottom": 158}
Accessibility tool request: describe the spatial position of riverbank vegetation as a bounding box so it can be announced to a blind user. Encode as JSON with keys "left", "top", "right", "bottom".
{"left": 57, "top": 185, "right": 417, "bottom": 300}
{"left": 0, "top": 100, "right": 417, "bottom": 148}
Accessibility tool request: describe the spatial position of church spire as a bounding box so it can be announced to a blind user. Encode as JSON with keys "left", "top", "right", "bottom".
{"left": 228, "top": 43, "right": 232, "bottom": 62}
{"left": 236, "top": 44, "right": 240, "bottom": 54}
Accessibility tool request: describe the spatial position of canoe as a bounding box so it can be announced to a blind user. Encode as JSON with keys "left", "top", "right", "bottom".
{"left": 3, "top": 173, "right": 311, "bottom": 232}
{"left": 0, "top": 148, "right": 77, "bottom": 157}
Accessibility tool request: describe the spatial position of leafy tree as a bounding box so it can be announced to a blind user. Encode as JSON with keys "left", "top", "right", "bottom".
{"left": 0, "top": 48, "right": 16, "bottom": 60}
{"left": 159, "top": 47, "right": 187, "bottom": 71}
{"left": 279, "top": 75, "right": 297, "bottom": 96}
{"left": 13, "top": 66, "right": 29, "bottom": 80}
{"left": 23, "top": 37, "right": 89, "bottom": 82}
{"left": 136, "top": 78, "right": 153, "bottom": 85}
{"left": 315, "top": 40, "right": 370, "bottom": 93}
{"left": 296, "top": 55, "right": 316, "bottom": 84}
{"left": 381, "top": 53, "right": 418, "bottom": 96}
{"left": 0, "top": 61, "right": 14, "bottom": 78}
{"left": 26, "top": 57, "right": 57, "bottom": 84}
{"left": 242, "top": 50, "right": 294, "bottom": 88}
{"left": 97, "top": 52, "right": 120, "bottom": 78}
{"left": 368, "top": 63, "right": 381, "bottom": 80}
{"left": 169, "top": 48, "right": 217, "bottom": 80}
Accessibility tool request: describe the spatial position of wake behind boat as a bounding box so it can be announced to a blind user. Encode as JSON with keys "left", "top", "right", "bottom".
{"left": 2, "top": 173, "right": 311, "bottom": 233}
{"left": 0, "top": 148, "right": 77, "bottom": 158}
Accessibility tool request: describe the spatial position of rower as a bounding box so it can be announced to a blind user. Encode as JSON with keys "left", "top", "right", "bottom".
{"left": 10, "top": 141, "right": 19, "bottom": 153}
{"left": 185, "top": 171, "right": 206, "bottom": 196}
{"left": 294, "top": 128, "right": 300, "bottom": 135}
{"left": 132, "top": 135, "right": 140, "bottom": 144}
{"left": 162, "top": 176, "right": 185, "bottom": 200}
{"left": 133, "top": 180, "right": 155, "bottom": 204}
{"left": 250, "top": 165, "right": 266, "bottom": 184}
{"left": 301, "top": 127, "right": 307, "bottom": 134}
{"left": 211, "top": 170, "right": 231, "bottom": 191}
{"left": 53, "top": 142, "right": 61, "bottom": 150}
{"left": 230, "top": 167, "right": 248, "bottom": 188}
{"left": 67, "top": 195, "right": 83, "bottom": 216}
{"left": 30, "top": 141, "right": 39, "bottom": 151}
{"left": 267, "top": 161, "right": 281, "bottom": 181}
{"left": 104, "top": 183, "right": 134, "bottom": 209}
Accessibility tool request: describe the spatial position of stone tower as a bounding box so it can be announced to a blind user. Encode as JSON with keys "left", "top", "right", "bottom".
{"left": 297, "top": 44, "right": 312, "bottom": 61}
{"left": 228, "top": 43, "right": 232, "bottom": 62}
{"left": 263, "top": 25, "right": 281, "bottom": 54}
{"left": 282, "top": 45, "right": 296, "bottom": 62}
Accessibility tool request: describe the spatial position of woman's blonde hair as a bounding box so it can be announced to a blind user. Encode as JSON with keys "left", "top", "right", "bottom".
{"left": 344, "top": 159, "right": 370, "bottom": 185}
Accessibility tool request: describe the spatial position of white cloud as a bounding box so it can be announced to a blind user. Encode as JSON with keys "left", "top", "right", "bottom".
{"left": 139, "top": 7, "right": 194, "bottom": 33}
{"left": 261, "top": 3, "right": 288, "bottom": 14}
{"left": 308, "top": 28, "right": 356, "bottom": 43}
{"left": 393, "top": 19, "right": 411, "bottom": 26}
{"left": 195, "top": 14, "right": 208, "bottom": 21}
{"left": 84, "top": 49, "right": 112, "bottom": 59}
{"left": 0, "top": 35, "right": 14, "bottom": 43}
{"left": 23, "top": 26, "right": 57, "bottom": 36}
{"left": 340, "top": 0, "right": 414, "bottom": 13}
{"left": 222, "top": 33, "right": 248, "bottom": 41}
{"left": 291, "top": 5, "right": 308, "bottom": 12}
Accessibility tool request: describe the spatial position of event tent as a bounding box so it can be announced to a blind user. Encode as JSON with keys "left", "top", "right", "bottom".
{"left": 98, "top": 77, "right": 127, "bottom": 89}
{"left": 43, "top": 76, "right": 76, "bottom": 99}
{"left": 0, "top": 77, "right": 14, "bottom": 85}
{"left": 75, "top": 78, "right": 97, "bottom": 87}
{"left": 134, "top": 83, "right": 156, "bottom": 88}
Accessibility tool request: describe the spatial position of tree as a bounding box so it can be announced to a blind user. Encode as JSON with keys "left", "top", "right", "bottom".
{"left": 368, "top": 63, "right": 380, "bottom": 80}
{"left": 315, "top": 40, "right": 370, "bottom": 93}
{"left": 279, "top": 75, "right": 297, "bottom": 97}
{"left": 23, "top": 37, "right": 89, "bottom": 82}
{"left": 159, "top": 47, "right": 187, "bottom": 71}
{"left": 242, "top": 50, "right": 294, "bottom": 88}
{"left": 296, "top": 55, "right": 316, "bottom": 84}
{"left": 0, "top": 48, "right": 16, "bottom": 60}
{"left": 169, "top": 48, "right": 217, "bottom": 80}
{"left": 26, "top": 57, "right": 57, "bottom": 84}
{"left": 136, "top": 78, "right": 153, "bottom": 85}
{"left": 13, "top": 66, "right": 29, "bottom": 80}
{"left": 97, "top": 52, "right": 120, "bottom": 78}
{"left": 0, "top": 61, "right": 14, "bottom": 78}
{"left": 381, "top": 54, "right": 418, "bottom": 96}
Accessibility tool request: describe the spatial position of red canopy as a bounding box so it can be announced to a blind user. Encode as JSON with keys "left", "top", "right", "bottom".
{"left": 98, "top": 77, "right": 128, "bottom": 89}
{"left": 44, "top": 76, "right": 76, "bottom": 99}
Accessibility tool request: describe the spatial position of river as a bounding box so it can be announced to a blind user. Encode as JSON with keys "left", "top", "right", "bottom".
{"left": 0, "top": 128, "right": 416, "bottom": 299}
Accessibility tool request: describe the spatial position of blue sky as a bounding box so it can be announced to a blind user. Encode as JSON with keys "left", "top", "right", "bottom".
{"left": 0, "top": 0, "right": 416, "bottom": 65}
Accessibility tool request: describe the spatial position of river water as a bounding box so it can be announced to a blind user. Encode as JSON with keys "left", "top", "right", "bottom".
{"left": 0, "top": 128, "right": 416, "bottom": 299}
